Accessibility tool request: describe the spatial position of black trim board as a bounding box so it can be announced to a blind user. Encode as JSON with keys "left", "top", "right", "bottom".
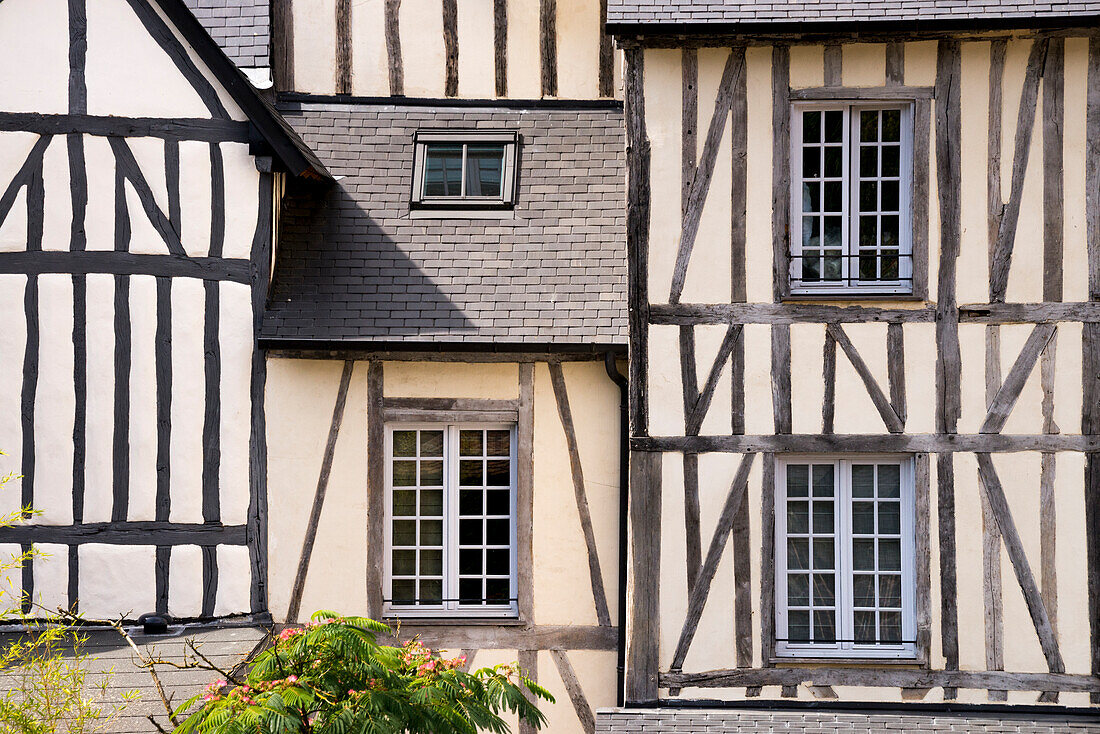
{"left": 143, "top": 0, "right": 330, "bottom": 179}
{"left": 277, "top": 93, "right": 624, "bottom": 111}
{"left": 260, "top": 339, "right": 628, "bottom": 355}
{"left": 630, "top": 699, "right": 1100, "bottom": 720}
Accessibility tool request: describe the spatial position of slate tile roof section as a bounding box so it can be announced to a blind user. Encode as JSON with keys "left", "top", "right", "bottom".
{"left": 607, "top": 0, "right": 1100, "bottom": 26}
{"left": 183, "top": 0, "right": 269, "bottom": 69}
{"left": 263, "top": 103, "right": 627, "bottom": 346}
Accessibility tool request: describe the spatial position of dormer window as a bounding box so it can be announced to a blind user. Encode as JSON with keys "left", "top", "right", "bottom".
{"left": 411, "top": 131, "right": 518, "bottom": 211}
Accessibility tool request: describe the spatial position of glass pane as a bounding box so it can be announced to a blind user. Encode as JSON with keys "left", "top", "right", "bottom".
{"left": 852, "top": 465, "right": 875, "bottom": 497}
{"left": 812, "top": 573, "right": 835, "bottom": 606}
{"left": 861, "top": 110, "right": 879, "bottom": 141}
{"left": 486, "top": 578, "right": 510, "bottom": 602}
{"left": 460, "top": 431, "right": 483, "bottom": 456}
{"left": 853, "top": 502, "right": 875, "bottom": 534}
{"left": 393, "top": 431, "right": 416, "bottom": 457}
{"left": 813, "top": 609, "right": 836, "bottom": 642}
{"left": 824, "top": 181, "right": 842, "bottom": 212}
{"left": 882, "top": 145, "right": 900, "bottom": 177}
{"left": 788, "top": 574, "right": 809, "bottom": 606}
{"left": 824, "top": 111, "right": 843, "bottom": 142}
{"left": 392, "top": 579, "right": 416, "bottom": 605}
{"left": 860, "top": 181, "right": 877, "bottom": 212}
{"left": 459, "top": 460, "right": 483, "bottom": 486}
{"left": 813, "top": 538, "right": 835, "bottom": 570}
{"left": 823, "top": 215, "right": 842, "bottom": 248}
{"left": 393, "top": 490, "right": 416, "bottom": 517}
{"left": 788, "top": 610, "right": 810, "bottom": 642}
{"left": 824, "top": 146, "right": 843, "bottom": 177}
{"left": 802, "top": 216, "right": 820, "bottom": 247}
{"left": 419, "top": 489, "right": 443, "bottom": 516}
{"left": 787, "top": 466, "right": 809, "bottom": 497}
{"left": 853, "top": 538, "right": 875, "bottom": 571}
{"left": 879, "top": 539, "right": 901, "bottom": 571}
{"left": 486, "top": 459, "right": 510, "bottom": 487}
{"left": 465, "top": 145, "right": 505, "bottom": 198}
{"left": 859, "top": 215, "right": 878, "bottom": 247}
{"left": 878, "top": 501, "right": 901, "bottom": 534}
{"left": 880, "top": 610, "right": 902, "bottom": 642}
{"left": 420, "top": 519, "right": 443, "bottom": 546}
{"left": 882, "top": 251, "right": 899, "bottom": 280}
{"left": 392, "top": 519, "right": 416, "bottom": 546}
{"left": 881, "top": 180, "right": 899, "bottom": 211}
{"left": 459, "top": 578, "right": 482, "bottom": 604}
{"left": 803, "top": 253, "right": 820, "bottom": 282}
{"left": 424, "top": 145, "right": 462, "bottom": 197}
{"left": 486, "top": 489, "right": 510, "bottom": 516}
{"left": 802, "top": 147, "right": 821, "bottom": 178}
{"left": 420, "top": 549, "right": 443, "bottom": 575}
{"left": 420, "top": 460, "right": 443, "bottom": 487}
{"left": 459, "top": 489, "right": 482, "bottom": 515}
{"left": 812, "top": 465, "right": 834, "bottom": 496}
{"left": 486, "top": 519, "right": 510, "bottom": 545}
{"left": 853, "top": 573, "right": 875, "bottom": 607}
{"left": 878, "top": 465, "right": 901, "bottom": 497}
{"left": 824, "top": 250, "right": 842, "bottom": 280}
{"left": 802, "top": 182, "right": 820, "bottom": 213}
{"left": 802, "top": 111, "right": 821, "bottom": 143}
{"left": 882, "top": 109, "right": 901, "bottom": 142}
{"left": 788, "top": 538, "right": 809, "bottom": 570}
{"left": 854, "top": 610, "right": 876, "bottom": 642}
{"left": 459, "top": 549, "right": 482, "bottom": 574}
{"left": 486, "top": 548, "right": 509, "bottom": 575}
{"left": 879, "top": 574, "right": 902, "bottom": 608}
{"left": 787, "top": 501, "right": 809, "bottom": 533}
{"left": 420, "top": 431, "right": 444, "bottom": 457}
{"left": 393, "top": 461, "right": 416, "bottom": 487}
{"left": 487, "top": 430, "right": 510, "bottom": 457}
{"left": 812, "top": 501, "right": 834, "bottom": 533}
{"left": 859, "top": 253, "right": 878, "bottom": 281}
{"left": 459, "top": 519, "right": 482, "bottom": 545}
{"left": 419, "top": 579, "right": 443, "bottom": 605}
{"left": 392, "top": 549, "right": 416, "bottom": 575}
{"left": 860, "top": 145, "right": 878, "bottom": 176}
{"left": 881, "top": 215, "right": 899, "bottom": 247}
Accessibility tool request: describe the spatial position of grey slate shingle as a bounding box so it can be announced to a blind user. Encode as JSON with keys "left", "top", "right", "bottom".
{"left": 182, "top": 0, "right": 269, "bottom": 69}
{"left": 262, "top": 103, "right": 627, "bottom": 346}
{"left": 607, "top": 0, "right": 1100, "bottom": 25}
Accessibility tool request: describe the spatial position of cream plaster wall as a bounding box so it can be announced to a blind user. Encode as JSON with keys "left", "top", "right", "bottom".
{"left": 0, "top": 0, "right": 68, "bottom": 114}
{"left": 351, "top": 0, "right": 390, "bottom": 97}
{"left": 293, "top": 0, "right": 337, "bottom": 94}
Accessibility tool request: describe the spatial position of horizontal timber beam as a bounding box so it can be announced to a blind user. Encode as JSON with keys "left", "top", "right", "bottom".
{"left": 959, "top": 302, "right": 1100, "bottom": 323}
{"left": 790, "top": 85, "right": 935, "bottom": 100}
{"left": 0, "top": 112, "right": 250, "bottom": 142}
{"left": 0, "top": 252, "right": 251, "bottom": 283}
{"left": 649, "top": 302, "right": 1100, "bottom": 325}
{"left": 379, "top": 624, "right": 617, "bottom": 651}
{"left": 0, "top": 523, "right": 248, "bottom": 546}
{"left": 660, "top": 668, "right": 1100, "bottom": 693}
{"left": 382, "top": 397, "right": 520, "bottom": 412}
{"left": 632, "top": 434, "right": 1100, "bottom": 453}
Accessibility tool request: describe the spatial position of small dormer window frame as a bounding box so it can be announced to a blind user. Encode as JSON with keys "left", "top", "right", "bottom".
{"left": 410, "top": 130, "right": 518, "bottom": 211}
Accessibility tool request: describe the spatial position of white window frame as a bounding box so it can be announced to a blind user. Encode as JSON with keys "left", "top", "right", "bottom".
{"left": 410, "top": 131, "right": 518, "bottom": 209}
{"left": 775, "top": 455, "right": 917, "bottom": 660}
{"left": 384, "top": 423, "right": 519, "bottom": 620}
{"left": 789, "top": 103, "right": 914, "bottom": 297}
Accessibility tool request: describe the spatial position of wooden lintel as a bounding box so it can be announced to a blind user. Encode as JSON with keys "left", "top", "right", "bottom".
{"left": 632, "top": 434, "right": 1100, "bottom": 453}
{"left": 381, "top": 624, "right": 617, "bottom": 651}
{"left": 0, "top": 522, "right": 247, "bottom": 546}
{"left": 790, "top": 85, "right": 934, "bottom": 100}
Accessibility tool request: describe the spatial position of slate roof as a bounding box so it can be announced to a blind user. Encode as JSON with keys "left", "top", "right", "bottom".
{"left": 0, "top": 624, "right": 267, "bottom": 734}
{"left": 183, "top": 0, "right": 269, "bottom": 69}
{"left": 607, "top": 0, "right": 1100, "bottom": 26}
{"left": 262, "top": 102, "right": 627, "bottom": 347}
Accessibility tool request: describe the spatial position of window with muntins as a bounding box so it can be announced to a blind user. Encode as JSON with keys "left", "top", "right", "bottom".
{"left": 791, "top": 104, "right": 913, "bottom": 296}
{"left": 411, "top": 131, "right": 518, "bottom": 210}
{"left": 385, "top": 425, "right": 517, "bottom": 618}
{"left": 775, "top": 456, "right": 917, "bottom": 659}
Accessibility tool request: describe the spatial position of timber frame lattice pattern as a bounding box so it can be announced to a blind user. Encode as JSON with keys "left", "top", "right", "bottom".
{"left": 0, "top": 0, "right": 272, "bottom": 620}
{"left": 623, "top": 33, "right": 1100, "bottom": 705}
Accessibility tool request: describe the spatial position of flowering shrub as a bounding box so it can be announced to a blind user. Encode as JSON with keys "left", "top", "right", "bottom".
{"left": 173, "top": 612, "right": 553, "bottom": 734}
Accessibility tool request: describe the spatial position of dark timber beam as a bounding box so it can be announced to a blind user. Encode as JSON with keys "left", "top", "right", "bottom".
{"left": 660, "top": 668, "right": 1100, "bottom": 693}
{"left": 494, "top": 0, "right": 507, "bottom": 97}
{"left": 625, "top": 47, "right": 650, "bottom": 437}
{"left": 1086, "top": 34, "right": 1100, "bottom": 703}
{"left": 632, "top": 434, "right": 1100, "bottom": 453}
{"left": 442, "top": 0, "right": 458, "bottom": 97}
{"left": 0, "top": 251, "right": 251, "bottom": 283}
{"left": 0, "top": 523, "right": 248, "bottom": 546}
{"left": 335, "top": 0, "right": 352, "bottom": 94}
{"left": 626, "top": 451, "right": 661, "bottom": 703}
{"left": 385, "top": 0, "right": 404, "bottom": 96}
{"left": 540, "top": 0, "right": 557, "bottom": 97}
{"left": 0, "top": 112, "right": 250, "bottom": 142}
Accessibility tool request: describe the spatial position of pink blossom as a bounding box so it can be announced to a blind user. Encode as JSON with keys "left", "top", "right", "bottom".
{"left": 286, "top": 675, "right": 298, "bottom": 683}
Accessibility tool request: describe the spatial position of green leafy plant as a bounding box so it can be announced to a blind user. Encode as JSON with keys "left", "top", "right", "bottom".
{"left": 0, "top": 450, "right": 137, "bottom": 733}
{"left": 173, "top": 612, "right": 553, "bottom": 734}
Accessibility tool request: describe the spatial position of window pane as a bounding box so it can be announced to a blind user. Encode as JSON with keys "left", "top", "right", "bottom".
{"left": 813, "top": 538, "right": 835, "bottom": 570}
{"left": 881, "top": 215, "right": 899, "bottom": 247}
{"left": 393, "top": 431, "right": 416, "bottom": 457}
{"left": 813, "top": 609, "right": 836, "bottom": 642}
{"left": 460, "top": 549, "right": 482, "bottom": 574}
{"left": 420, "top": 519, "right": 443, "bottom": 546}
{"left": 788, "top": 538, "right": 809, "bottom": 570}
{"left": 393, "top": 490, "right": 416, "bottom": 517}
{"left": 802, "top": 147, "right": 821, "bottom": 178}
{"left": 392, "top": 579, "right": 416, "bottom": 604}
{"left": 486, "top": 548, "right": 509, "bottom": 575}
{"left": 824, "top": 111, "right": 843, "bottom": 142}
{"left": 487, "top": 430, "right": 510, "bottom": 457}
{"left": 880, "top": 610, "right": 902, "bottom": 642}
{"left": 419, "top": 489, "right": 443, "bottom": 516}
{"left": 459, "top": 460, "right": 483, "bottom": 486}
{"left": 823, "top": 146, "right": 843, "bottom": 177}
{"left": 459, "top": 489, "right": 482, "bottom": 515}
{"left": 812, "top": 501, "right": 834, "bottom": 533}
{"left": 788, "top": 610, "right": 810, "bottom": 642}
{"left": 460, "top": 431, "right": 483, "bottom": 457}
{"left": 853, "top": 502, "right": 875, "bottom": 534}
{"left": 852, "top": 465, "right": 875, "bottom": 497}
{"left": 823, "top": 181, "right": 842, "bottom": 212}
{"left": 853, "top": 538, "right": 875, "bottom": 571}
{"left": 812, "top": 573, "right": 835, "bottom": 606}
{"left": 878, "top": 501, "right": 901, "bottom": 534}
{"left": 853, "top": 573, "right": 875, "bottom": 607}
{"left": 459, "top": 519, "right": 482, "bottom": 545}
{"left": 420, "top": 460, "right": 443, "bottom": 487}
{"left": 486, "top": 578, "right": 510, "bottom": 603}
{"left": 424, "top": 145, "right": 463, "bottom": 197}
{"left": 812, "top": 465, "right": 834, "bottom": 496}
{"left": 788, "top": 574, "right": 809, "bottom": 606}
{"left": 393, "top": 461, "right": 416, "bottom": 487}
{"left": 860, "top": 110, "right": 879, "bottom": 141}
{"left": 879, "top": 574, "right": 902, "bottom": 608}
{"left": 882, "top": 109, "right": 901, "bottom": 142}
{"left": 859, "top": 181, "right": 877, "bottom": 212}
{"left": 802, "top": 216, "right": 820, "bottom": 247}
{"left": 878, "top": 465, "right": 901, "bottom": 497}
{"left": 881, "top": 180, "right": 899, "bottom": 212}
{"left": 393, "top": 519, "right": 416, "bottom": 546}
{"left": 860, "top": 145, "right": 878, "bottom": 176}
{"left": 486, "top": 519, "right": 510, "bottom": 544}
{"left": 419, "top": 579, "right": 443, "bottom": 605}
{"left": 420, "top": 549, "right": 443, "bottom": 575}
{"left": 420, "top": 431, "right": 444, "bottom": 457}
{"left": 879, "top": 539, "right": 901, "bottom": 571}
{"left": 802, "top": 182, "right": 820, "bottom": 213}
{"left": 465, "top": 145, "right": 505, "bottom": 197}
{"left": 459, "top": 578, "right": 482, "bottom": 604}
{"left": 824, "top": 250, "right": 842, "bottom": 280}
{"left": 787, "top": 466, "right": 809, "bottom": 496}
{"left": 393, "top": 549, "right": 416, "bottom": 575}
{"left": 486, "top": 459, "right": 510, "bottom": 486}
{"left": 822, "top": 214, "right": 841, "bottom": 247}
{"left": 787, "top": 501, "right": 809, "bottom": 533}
{"left": 854, "top": 610, "right": 876, "bottom": 642}
{"left": 882, "top": 145, "right": 900, "bottom": 177}
{"left": 803, "top": 111, "right": 821, "bottom": 143}
{"left": 486, "top": 489, "right": 510, "bottom": 516}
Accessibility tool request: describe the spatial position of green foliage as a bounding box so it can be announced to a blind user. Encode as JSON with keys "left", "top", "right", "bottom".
{"left": 173, "top": 612, "right": 553, "bottom": 734}
{"left": 0, "top": 450, "right": 137, "bottom": 734}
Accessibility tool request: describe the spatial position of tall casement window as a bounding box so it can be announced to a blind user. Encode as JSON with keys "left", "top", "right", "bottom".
{"left": 410, "top": 131, "right": 518, "bottom": 211}
{"left": 790, "top": 104, "right": 913, "bottom": 295}
{"left": 775, "top": 457, "right": 917, "bottom": 659}
{"left": 385, "top": 425, "right": 517, "bottom": 618}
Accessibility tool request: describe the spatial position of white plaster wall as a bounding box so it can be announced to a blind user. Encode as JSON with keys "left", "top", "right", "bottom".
{"left": 31, "top": 543, "right": 69, "bottom": 613}
{"left": 169, "top": 278, "right": 206, "bottom": 523}
{"left": 34, "top": 274, "right": 75, "bottom": 525}
{"left": 83, "top": 274, "right": 115, "bottom": 524}
{"left": 0, "top": 133, "right": 37, "bottom": 252}
{"left": 214, "top": 544, "right": 252, "bottom": 616}
{"left": 293, "top": 0, "right": 337, "bottom": 94}
{"left": 456, "top": 0, "right": 495, "bottom": 99}
{"left": 506, "top": 0, "right": 541, "bottom": 98}
{"left": 0, "top": 276, "right": 26, "bottom": 520}
{"left": 0, "top": 0, "right": 69, "bottom": 114}
{"left": 168, "top": 544, "right": 203, "bottom": 618}
{"left": 1063, "top": 38, "right": 1091, "bottom": 304}
{"left": 124, "top": 138, "right": 171, "bottom": 256}
{"left": 78, "top": 544, "right": 156, "bottom": 620}
{"left": 957, "top": 41, "right": 991, "bottom": 306}
{"left": 841, "top": 43, "right": 885, "bottom": 87}
{"left": 789, "top": 45, "right": 824, "bottom": 89}
{"left": 382, "top": 361, "right": 518, "bottom": 398}
{"left": 220, "top": 143, "right": 261, "bottom": 260}
{"left": 83, "top": 137, "right": 118, "bottom": 254}
{"left": 128, "top": 275, "right": 159, "bottom": 522}
{"left": 41, "top": 137, "right": 73, "bottom": 253}
{"left": 218, "top": 282, "right": 253, "bottom": 526}
{"left": 400, "top": 0, "right": 446, "bottom": 97}
{"left": 743, "top": 46, "right": 774, "bottom": 304}
{"left": 351, "top": 0, "right": 389, "bottom": 97}
{"left": 178, "top": 141, "right": 213, "bottom": 258}
{"left": 643, "top": 49, "right": 682, "bottom": 303}
{"left": 556, "top": 0, "right": 600, "bottom": 99}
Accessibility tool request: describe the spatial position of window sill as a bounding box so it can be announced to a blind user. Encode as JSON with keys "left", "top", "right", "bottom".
{"left": 770, "top": 655, "right": 927, "bottom": 667}
{"left": 380, "top": 616, "right": 527, "bottom": 627}
{"left": 408, "top": 208, "right": 517, "bottom": 220}
{"left": 782, "top": 292, "right": 926, "bottom": 303}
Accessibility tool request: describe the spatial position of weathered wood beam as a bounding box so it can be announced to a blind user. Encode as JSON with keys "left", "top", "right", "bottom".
{"left": 982, "top": 308, "right": 1006, "bottom": 701}
{"left": 670, "top": 49, "right": 745, "bottom": 304}
{"left": 1083, "top": 33, "right": 1100, "bottom": 686}
{"left": 548, "top": 362, "right": 612, "bottom": 628}
{"left": 935, "top": 39, "right": 962, "bottom": 437}
{"left": 686, "top": 324, "right": 743, "bottom": 435}
{"left": 626, "top": 451, "right": 661, "bottom": 703}
{"left": 518, "top": 649, "right": 538, "bottom": 734}
{"left": 381, "top": 625, "right": 617, "bottom": 650}
{"left": 632, "top": 434, "right": 1100, "bottom": 453}
{"left": 759, "top": 454, "right": 776, "bottom": 668}
{"left": 789, "top": 85, "right": 935, "bottom": 100}
{"left": 912, "top": 99, "right": 931, "bottom": 299}
{"left": 679, "top": 330, "right": 701, "bottom": 592}
{"left": 598, "top": 0, "right": 614, "bottom": 98}
{"left": 550, "top": 650, "right": 596, "bottom": 734}
{"left": 108, "top": 137, "right": 186, "bottom": 257}
{"left": 961, "top": 302, "right": 1100, "bottom": 323}
{"left": 0, "top": 112, "right": 250, "bottom": 141}
{"left": 914, "top": 453, "right": 932, "bottom": 662}
{"left": 823, "top": 43, "right": 841, "bottom": 86}
{"left": 494, "top": 0, "right": 507, "bottom": 97}
{"left": 937, "top": 452, "right": 959, "bottom": 699}
{"left": 336, "top": 0, "right": 352, "bottom": 94}
{"left": 650, "top": 303, "right": 936, "bottom": 325}
{"left": 826, "top": 324, "right": 904, "bottom": 434}
{"left": 681, "top": 48, "right": 697, "bottom": 213}
{"left": 980, "top": 323, "right": 1057, "bottom": 434}
{"left": 886, "top": 41, "right": 904, "bottom": 86}
{"left": 772, "top": 325, "right": 791, "bottom": 434}
{"left": 0, "top": 135, "right": 52, "bottom": 229}
{"left": 822, "top": 332, "right": 836, "bottom": 434}
{"left": 660, "top": 668, "right": 1100, "bottom": 692}
{"left": 772, "top": 45, "right": 791, "bottom": 300}
{"left": 1044, "top": 38, "right": 1065, "bottom": 303}
{"left": 540, "top": 0, "right": 557, "bottom": 97}
{"left": 272, "top": 0, "right": 294, "bottom": 90}
{"left": 385, "top": 0, "right": 403, "bottom": 96}
{"left": 887, "top": 323, "right": 907, "bottom": 425}
{"left": 625, "top": 47, "right": 650, "bottom": 437}
{"left": 976, "top": 453, "right": 1065, "bottom": 674}
{"left": 365, "top": 361, "right": 385, "bottom": 618}
{"left": 0, "top": 251, "right": 251, "bottom": 284}
{"left": 517, "top": 363, "right": 534, "bottom": 622}
{"left": 0, "top": 522, "right": 248, "bottom": 546}
{"left": 442, "top": 0, "right": 458, "bottom": 97}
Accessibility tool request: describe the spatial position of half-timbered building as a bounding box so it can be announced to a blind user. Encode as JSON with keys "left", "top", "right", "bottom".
{"left": 607, "top": 1, "right": 1100, "bottom": 731}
